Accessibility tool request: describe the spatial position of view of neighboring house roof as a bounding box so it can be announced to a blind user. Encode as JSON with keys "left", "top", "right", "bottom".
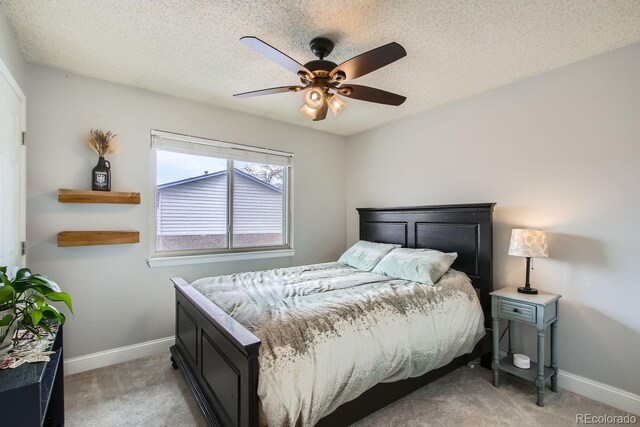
{"left": 157, "top": 168, "right": 282, "bottom": 192}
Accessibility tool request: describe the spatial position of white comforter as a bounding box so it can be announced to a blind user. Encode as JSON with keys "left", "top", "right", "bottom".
{"left": 191, "top": 262, "right": 485, "bottom": 427}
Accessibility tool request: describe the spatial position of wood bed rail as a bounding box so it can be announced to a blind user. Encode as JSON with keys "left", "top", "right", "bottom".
{"left": 171, "top": 277, "right": 260, "bottom": 355}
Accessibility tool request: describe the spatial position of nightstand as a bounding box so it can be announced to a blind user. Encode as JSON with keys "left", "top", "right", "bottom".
{"left": 490, "top": 288, "right": 561, "bottom": 406}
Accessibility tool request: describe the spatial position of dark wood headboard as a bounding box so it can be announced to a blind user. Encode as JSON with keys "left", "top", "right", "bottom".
{"left": 357, "top": 203, "right": 495, "bottom": 321}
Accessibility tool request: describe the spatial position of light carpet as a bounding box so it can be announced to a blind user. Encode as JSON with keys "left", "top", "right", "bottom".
{"left": 65, "top": 353, "right": 635, "bottom": 426}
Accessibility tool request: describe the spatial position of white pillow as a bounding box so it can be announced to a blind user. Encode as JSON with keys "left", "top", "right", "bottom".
{"left": 338, "top": 240, "right": 401, "bottom": 271}
{"left": 372, "top": 247, "right": 458, "bottom": 285}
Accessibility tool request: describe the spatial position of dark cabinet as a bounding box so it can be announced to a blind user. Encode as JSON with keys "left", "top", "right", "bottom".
{"left": 0, "top": 326, "right": 64, "bottom": 426}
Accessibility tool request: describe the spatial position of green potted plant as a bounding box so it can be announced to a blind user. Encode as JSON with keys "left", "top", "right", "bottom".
{"left": 0, "top": 267, "right": 72, "bottom": 354}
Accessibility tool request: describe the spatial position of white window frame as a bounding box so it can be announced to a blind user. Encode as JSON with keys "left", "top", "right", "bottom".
{"left": 148, "top": 130, "right": 294, "bottom": 267}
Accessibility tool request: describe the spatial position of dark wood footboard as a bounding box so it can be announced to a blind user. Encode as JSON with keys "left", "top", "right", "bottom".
{"left": 171, "top": 277, "right": 260, "bottom": 427}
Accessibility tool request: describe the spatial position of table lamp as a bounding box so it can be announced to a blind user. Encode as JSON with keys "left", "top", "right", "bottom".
{"left": 508, "top": 229, "right": 548, "bottom": 294}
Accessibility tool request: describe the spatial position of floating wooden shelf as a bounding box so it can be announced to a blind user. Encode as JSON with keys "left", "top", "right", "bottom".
{"left": 57, "top": 231, "right": 140, "bottom": 247}
{"left": 58, "top": 189, "right": 140, "bottom": 204}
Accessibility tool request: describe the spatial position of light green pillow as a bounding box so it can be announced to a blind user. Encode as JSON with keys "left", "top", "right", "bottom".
{"left": 338, "top": 240, "right": 401, "bottom": 271}
{"left": 372, "top": 248, "right": 458, "bottom": 285}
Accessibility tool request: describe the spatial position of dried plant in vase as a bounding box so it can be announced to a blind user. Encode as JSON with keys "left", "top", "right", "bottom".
{"left": 86, "top": 129, "right": 117, "bottom": 191}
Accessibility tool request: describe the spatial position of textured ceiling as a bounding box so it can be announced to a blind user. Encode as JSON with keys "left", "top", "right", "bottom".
{"left": 3, "top": 0, "right": 640, "bottom": 136}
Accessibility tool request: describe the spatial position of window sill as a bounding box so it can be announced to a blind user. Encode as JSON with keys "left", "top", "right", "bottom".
{"left": 147, "top": 249, "right": 296, "bottom": 268}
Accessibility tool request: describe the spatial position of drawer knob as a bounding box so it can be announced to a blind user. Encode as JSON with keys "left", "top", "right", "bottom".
{"left": 513, "top": 308, "right": 519, "bottom": 313}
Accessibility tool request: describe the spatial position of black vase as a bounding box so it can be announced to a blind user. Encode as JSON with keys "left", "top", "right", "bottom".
{"left": 92, "top": 156, "right": 111, "bottom": 191}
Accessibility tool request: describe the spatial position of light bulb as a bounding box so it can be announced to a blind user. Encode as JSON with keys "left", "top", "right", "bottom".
{"left": 304, "top": 88, "right": 326, "bottom": 109}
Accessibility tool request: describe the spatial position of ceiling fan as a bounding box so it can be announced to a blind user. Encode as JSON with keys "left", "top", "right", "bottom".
{"left": 233, "top": 36, "right": 407, "bottom": 121}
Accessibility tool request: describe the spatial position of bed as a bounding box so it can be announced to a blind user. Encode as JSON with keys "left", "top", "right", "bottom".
{"left": 169, "top": 203, "right": 495, "bottom": 427}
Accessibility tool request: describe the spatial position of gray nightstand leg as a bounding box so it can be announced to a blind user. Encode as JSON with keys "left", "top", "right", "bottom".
{"left": 536, "top": 329, "right": 545, "bottom": 406}
{"left": 550, "top": 321, "right": 558, "bottom": 392}
{"left": 492, "top": 317, "right": 500, "bottom": 387}
{"left": 508, "top": 320, "right": 515, "bottom": 356}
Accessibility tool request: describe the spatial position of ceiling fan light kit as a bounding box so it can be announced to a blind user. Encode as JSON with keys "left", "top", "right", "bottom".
{"left": 300, "top": 85, "right": 330, "bottom": 121}
{"left": 234, "top": 36, "right": 407, "bottom": 121}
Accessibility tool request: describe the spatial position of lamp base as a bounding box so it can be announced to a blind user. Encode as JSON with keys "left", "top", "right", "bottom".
{"left": 518, "top": 286, "right": 538, "bottom": 295}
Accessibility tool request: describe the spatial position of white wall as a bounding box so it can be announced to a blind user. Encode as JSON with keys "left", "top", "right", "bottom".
{"left": 346, "top": 43, "right": 640, "bottom": 395}
{"left": 0, "top": 5, "right": 25, "bottom": 90}
{"left": 26, "top": 64, "right": 347, "bottom": 359}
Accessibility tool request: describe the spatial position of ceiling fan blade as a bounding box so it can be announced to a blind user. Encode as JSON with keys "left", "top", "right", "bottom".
{"left": 233, "top": 86, "right": 303, "bottom": 98}
{"left": 330, "top": 42, "right": 406, "bottom": 81}
{"left": 336, "top": 84, "right": 406, "bottom": 106}
{"left": 241, "top": 36, "right": 311, "bottom": 76}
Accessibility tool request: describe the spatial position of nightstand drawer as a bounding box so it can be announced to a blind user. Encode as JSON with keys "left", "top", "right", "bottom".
{"left": 498, "top": 299, "right": 536, "bottom": 324}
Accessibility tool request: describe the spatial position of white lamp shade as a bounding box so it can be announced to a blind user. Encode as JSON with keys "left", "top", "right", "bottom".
{"left": 299, "top": 103, "right": 318, "bottom": 119}
{"left": 508, "top": 229, "right": 549, "bottom": 258}
{"left": 299, "top": 102, "right": 328, "bottom": 120}
{"left": 328, "top": 94, "right": 347, "bottom": 117}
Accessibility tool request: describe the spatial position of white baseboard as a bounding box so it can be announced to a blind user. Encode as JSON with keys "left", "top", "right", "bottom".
{"left": 558, "top": 370, "right": 640, "bottom": 416}
{"left": 64, "top": 336, "right": 174, "bottom": 376}
{"left": 64, "top": 339, "right": 639, "bottom": 415}
{"left": 498, "top": 350, "right": 639, "bottom": 415}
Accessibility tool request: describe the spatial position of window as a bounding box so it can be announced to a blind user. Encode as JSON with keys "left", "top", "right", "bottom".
{"left": 151, "top": 130, "right": 293, "bottom": 259}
